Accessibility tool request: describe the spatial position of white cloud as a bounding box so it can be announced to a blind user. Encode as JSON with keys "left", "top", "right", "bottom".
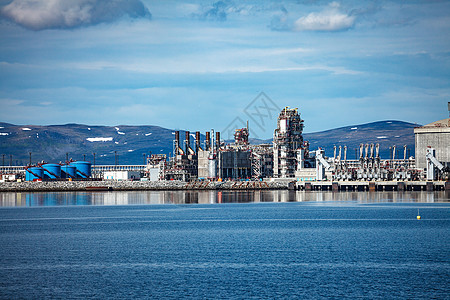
{"left": 294, "top": 2, "right": 355, "bottom": 32}
{"left": 0, "top": 0, "right": 151, "bottom": 30}
{"left": 0, "top": 98, "right": 24, "bottom": 106}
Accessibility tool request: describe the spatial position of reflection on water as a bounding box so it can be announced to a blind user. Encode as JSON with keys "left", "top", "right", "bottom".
{"left": 0, "top": 190, "right": 449, "bottom": 207}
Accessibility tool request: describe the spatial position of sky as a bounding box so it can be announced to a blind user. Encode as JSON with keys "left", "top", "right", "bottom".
{"left": 0, "top": 0, "right": 449, "bottom": 139}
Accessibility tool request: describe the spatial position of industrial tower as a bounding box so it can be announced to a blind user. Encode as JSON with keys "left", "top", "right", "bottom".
{"left": 273, "top": 107, "right": 304, "bottom": 178}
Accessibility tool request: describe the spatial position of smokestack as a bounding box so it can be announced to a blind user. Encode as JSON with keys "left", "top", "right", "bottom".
{"left": 216, "top": 132, "right": 220, "bottom": 150}
{"left": 175, "top": 131, "right": 180, "bottom": 155}
{"left": 195, "top": 131, "right": 201, "bottom": 153}
{"left": 205, "top": 132, "right": 211, "bottom": 151}
{"left": 185, "top": 131, "right": 190, "bottom": 154}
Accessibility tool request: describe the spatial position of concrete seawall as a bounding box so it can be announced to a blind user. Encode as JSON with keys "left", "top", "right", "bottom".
{"left": 1, "top": 180, "right": 448, "bottom": 193}
{"left": 0, "top": 180, "right": 289, "bottom": 192}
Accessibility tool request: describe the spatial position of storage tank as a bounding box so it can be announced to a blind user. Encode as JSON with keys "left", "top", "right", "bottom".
{"left": 42, "top": 163, "right": 61, "bottom": 179}
{"left": 70, "top": 161, "right": 92, "bottom": 178}
{"left": 61, "top": 165, "right": 77, "bottom": 179}
{"left": 25, "top": 167, "right": 43, "bottom": 181}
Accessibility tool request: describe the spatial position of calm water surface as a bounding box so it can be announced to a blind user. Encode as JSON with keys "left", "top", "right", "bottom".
{"left": 0, "top": 191, "right": 449, "bottom": 298}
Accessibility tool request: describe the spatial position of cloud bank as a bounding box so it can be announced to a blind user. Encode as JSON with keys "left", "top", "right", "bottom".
{"left": 0, "top": 0, "right": 151, "bottom": 30}
{"left": 294, "top": 2, "right": 355, "bottom": 31}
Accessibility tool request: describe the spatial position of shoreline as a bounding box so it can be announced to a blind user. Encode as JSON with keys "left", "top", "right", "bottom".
{"left": 1, "top": 180, "right": 448, "bottom": 193}
{"left": 0, "top": 180, "right": 289, "bottom": 192}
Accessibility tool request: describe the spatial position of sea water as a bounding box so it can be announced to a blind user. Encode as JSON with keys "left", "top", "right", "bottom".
{"left": 0, "top": 190, "right": 449, "bottom": 298}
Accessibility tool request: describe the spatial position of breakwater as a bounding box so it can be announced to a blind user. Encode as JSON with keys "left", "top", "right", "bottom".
{"left": 0, "top": 180, "right": 289, "bottom": 192}
{"left": 1, "top": 180, "right": 448, "bottom": 193}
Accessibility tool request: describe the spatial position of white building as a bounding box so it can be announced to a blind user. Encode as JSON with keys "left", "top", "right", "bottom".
{"left": 103, "top": 170, "right": 140, "bottom": 181}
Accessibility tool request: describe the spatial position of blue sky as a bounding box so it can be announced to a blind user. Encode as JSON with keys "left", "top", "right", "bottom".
{"left": 0, "top": 0, "right": 449, "bottom": 138}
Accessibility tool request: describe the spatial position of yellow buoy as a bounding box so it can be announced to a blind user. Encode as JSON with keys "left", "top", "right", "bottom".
{"left": 417, "top": 209, "right": 421, "bottom": 220}
{"left": 417, "top": 215, "right": 421, "bottom": 220}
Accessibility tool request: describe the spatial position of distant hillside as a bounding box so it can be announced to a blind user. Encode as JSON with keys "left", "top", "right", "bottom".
{"left": 0, "top": 120, "right": 418, "bottom": 165}
{"left": 0, "top": 123, "right": 179, "bottom": 165}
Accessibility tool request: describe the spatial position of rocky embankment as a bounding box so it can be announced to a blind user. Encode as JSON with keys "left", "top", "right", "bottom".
{"left": 0, "top": 180, "right": 290, "bottom": 192}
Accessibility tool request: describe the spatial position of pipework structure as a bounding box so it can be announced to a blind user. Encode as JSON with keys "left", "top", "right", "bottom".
{"left": 273, "top": 107, "right": 305, "bottom": 178}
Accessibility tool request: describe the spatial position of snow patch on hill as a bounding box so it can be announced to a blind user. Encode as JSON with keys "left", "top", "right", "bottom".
{"left": 86, "top": 137, "right": 113, "bottom": 142}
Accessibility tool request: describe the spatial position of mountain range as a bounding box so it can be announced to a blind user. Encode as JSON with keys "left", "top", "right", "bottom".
{"left": 0, "top": 120, "right": 418, "bottom": 165}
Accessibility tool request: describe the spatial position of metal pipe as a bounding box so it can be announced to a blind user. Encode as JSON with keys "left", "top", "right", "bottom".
{"left": 338, "top": 146, "right": 342, "bottom": 162}
{"left": 403, "top": 145, "right": 407, "bottom": 161}
{"left": 211, "top": 129, "right": 215, "bottom": 153}
{"left": 392, "top": 145, "right": 396, "bottom": 161}
{"left": 343, "top": 146, "right": 347, "bottom": 162}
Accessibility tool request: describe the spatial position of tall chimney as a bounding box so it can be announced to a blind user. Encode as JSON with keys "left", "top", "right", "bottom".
{"left": 216, "top": 132, "right": 221, "bottom": 150}
{"left": 185, "top": 131, "right": 190, "bottom": 154}
{"left": 175, "top": 131, "right": 180, "bottom": 155}
{"left": 195, "top": 131, "right": 201, "bottom": 153}
{"left": 205, "top": 131, "right": 211, "bottom": 151}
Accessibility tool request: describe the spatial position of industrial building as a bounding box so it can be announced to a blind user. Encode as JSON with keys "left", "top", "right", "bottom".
{"left": 414, "top": 119, "right": 450, "bottom": 169}
{"left": 104, "top": 170, "right": 140, "bottom": 181}
{"left": 2, "top": 104, "right": 448, "bottom": 184}
{"left": 143, "top": 104, "right": 448, "bottom": 183}
{"left": 273, "top": 107, "right": 305, "bottom": 178}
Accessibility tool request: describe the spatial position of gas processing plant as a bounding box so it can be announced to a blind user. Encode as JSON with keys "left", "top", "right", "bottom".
{"left": 2, "top": 103, "right": 449, "bottom": 190}
{"left": 145, "top": 104, "right": 450, "bottom": 185}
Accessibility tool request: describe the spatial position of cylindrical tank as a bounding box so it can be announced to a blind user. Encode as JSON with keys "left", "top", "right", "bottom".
{"left": 61, "top": 165, "right": 77, "bottom": 178}
{"left": 42, "top": 163, "right": 61, "bottom": 179}
{"left": 208, "top": 153, "right": 217, "bottom": 179}
{"left": 70, "top": 161, "right": 92, "bottom": 178}
{"left": 25, "top": 167, "right": 43, "bottom": 181}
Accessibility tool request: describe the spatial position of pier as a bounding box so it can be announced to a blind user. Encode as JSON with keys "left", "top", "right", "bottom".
{"left": 297, "top": 181, "right": 449, "bottom": 192}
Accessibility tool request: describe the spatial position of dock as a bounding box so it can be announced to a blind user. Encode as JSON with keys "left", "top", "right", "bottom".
{"left": 297, "top": 181, "right": 449, "bottom": 192}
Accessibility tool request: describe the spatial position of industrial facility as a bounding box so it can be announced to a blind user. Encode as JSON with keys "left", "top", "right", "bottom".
{"left": 0, "top": 103, "right": 449, "bottom": 187}
{"left": 142, "top": 103, "right": 449, "bottom": 184}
